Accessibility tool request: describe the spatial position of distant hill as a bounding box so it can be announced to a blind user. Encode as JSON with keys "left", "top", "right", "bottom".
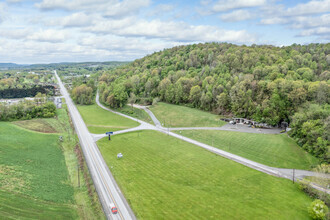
{"left": 0, "top": 61, "right": 130, "bottom": 70}
{"left": 0, "top": 63, "right": 25, "bottom": 69}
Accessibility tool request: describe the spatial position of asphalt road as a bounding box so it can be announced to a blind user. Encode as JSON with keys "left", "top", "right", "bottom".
{"left": 54, "top": 71, "right": 135, "bottom": 220}
{"left": 94, "top": 96, "right": 330, "bottom": 194}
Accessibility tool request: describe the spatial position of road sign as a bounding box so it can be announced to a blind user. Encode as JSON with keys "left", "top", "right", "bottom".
{"left": 105, "top": 132, "right": 113, "bottom": 135}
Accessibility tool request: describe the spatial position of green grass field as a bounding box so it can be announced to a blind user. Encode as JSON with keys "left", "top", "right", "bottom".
{"left": 98, "top": 130, "right": 312, "bottom": 219}
{"left": 13, "top": 118, "right": 58, "bottom": 133}
{"left": 149, "top": 102, "right": 226, "bottom": 127}
{"left": 0, "top": 189, "right": 77, "bottom": 219}
{"left": 77, "top": 104, "right": 139, "bottom": 133}
{"left": 0, "top": 122, "right": 78, "bottom": 219}
{"left": 116, "top": 104, "right": 154, "bottom": 124}
{"left": 175, "top": 130, "right": 318, "bottom": 169}
{"left": 1, "top": 106, "right": 105, "bottom": 220}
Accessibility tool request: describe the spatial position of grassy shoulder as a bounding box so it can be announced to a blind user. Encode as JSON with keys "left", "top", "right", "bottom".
{"left": 149, "top": 102, "right": 226, "bottom": 127}
{"left": 116, "top": 104, "right": 154, "bottom": 124}
{"left": 52, "top": 105, "right": 105, "bottom": 220}
{"left": 77, "top": 104, "right": 139, "bottom": 134}
{"left": 175, "top": 130, "right": 318, "bottom": 169}
{"left": 97, "top": 130, "right": 312, "bottom": 220}
{"left": 1, "top": 106, "right": 105, "bottom": 220}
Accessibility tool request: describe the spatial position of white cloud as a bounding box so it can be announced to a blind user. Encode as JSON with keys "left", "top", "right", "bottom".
{"left": 36, "top": 0, "right": 150, "bottom": 18}
{"left": 260, "top": 17, "right": 288, "bottom": 25}
{"left": 291, "top": 14, "right": 330, "bottom": 29}
{"left": 27, "top": 29, "right": 70, "bottom": 43}
{"left": 298, "top": 27, "right": 330, "bottom": 36}
{"left": 79, "top": 35, "right": 180, "bottom": 54}
{"left": 200, "top": 0, "right": 212, "bottom": 6}
{"left": 84, "top": 18, "right": 257, "bottom": 43}
{"left": 36, "top": 0, "right": 112, "bottom": 11}
{"left": 0, "top": 28, "right": 31, "bottom": 39}
{"left": 220, "top": 9, "right": 255, "bottom": 22}
{"left": 48, "top": 12, "right": 94, "bottom": 27}
{"left": 148, "top": 4, "right": 174, "bottom": 17}
{"left": 104, "top": 0, "right": 150, "bottom": 17}
{"left": 0, "top": 2, "right": 7, "bottom": 23}
{"left": 258, "top": 1, "right": 330, "bottom": 40}
{"left": 6, "top": 0, "right": 23, "bottom": 3}
{"left": 212, "top": 0, "right": 266, "bottom": 12}
{"left": 286, "top": 0, "right": 330, "bottom": 16}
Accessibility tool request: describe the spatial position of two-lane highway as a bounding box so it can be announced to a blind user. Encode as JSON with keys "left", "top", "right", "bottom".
{"left": 54, "top": 71, "right": 135, "bottom": 220}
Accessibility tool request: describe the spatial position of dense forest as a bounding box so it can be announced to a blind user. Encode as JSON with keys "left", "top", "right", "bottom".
{"left": 97, "top": 43, "right": 329, "bottom": 161}
{"left": 0, "top": 85, "right": 55, "bottom": 99}
{"left": 0, "top": 71, "right": 55, "bottom": 98}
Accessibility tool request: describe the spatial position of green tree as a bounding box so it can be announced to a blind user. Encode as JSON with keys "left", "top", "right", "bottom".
{"left": 189, "top": 85, "right": 201, "bottom": 107}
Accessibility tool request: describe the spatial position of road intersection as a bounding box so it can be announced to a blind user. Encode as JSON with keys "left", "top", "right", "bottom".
{"left": 93, "top": 94, "right": 330, "bottom": 194}
{"left": 55, "top": 71, "right": 135, "bottom": 220}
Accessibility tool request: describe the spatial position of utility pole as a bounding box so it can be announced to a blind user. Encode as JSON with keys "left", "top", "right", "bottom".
{"left": 77, "top": 165, "right": 80, "bottom": 188}
{"left": 293, "top": 169, "right": 295, "bottom": 184}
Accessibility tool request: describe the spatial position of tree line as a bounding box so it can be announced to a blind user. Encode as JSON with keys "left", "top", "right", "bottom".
{"left": 0, "top": 85, "right": 55, "bottom": 99}
{"left": 0, "top": 101, "right": 56, "bottom": 121}
{"left": 97, "top": 42, "right": 329, "bottom": 161}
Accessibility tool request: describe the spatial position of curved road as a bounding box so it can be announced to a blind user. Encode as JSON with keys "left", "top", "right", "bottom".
{"left": 94, "top": 95, "right": 330, "bottom": 194}
{"left": 55, "top": 71, "right": 135, "bottom": 220}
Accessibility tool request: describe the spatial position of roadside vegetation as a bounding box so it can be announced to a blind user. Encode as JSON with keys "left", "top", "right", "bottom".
{"left": 0, "top": 100, "right": 56, "bottom": 121}
{"left": 77, "top": 104, "right": 139, "bottom": 134}
{"left": 116, "top": 104, "right": 154, "bottom": 124}
{"left": 0, "top": 104, "right": 104, "bottom": 219}
{"left": 176, "top": 130, "right": 318, "bottom": 169}
{"left": 289, "top": 104, "right": 329, "bottom": 162}
{"left": 98, "top": 130, "right": 313, "bottom": 220}
{"left": 149, "top": 102, "right": 226, "bottom": 127}
{"left": 98, "top": 43, "right": 330, "bottom": 161}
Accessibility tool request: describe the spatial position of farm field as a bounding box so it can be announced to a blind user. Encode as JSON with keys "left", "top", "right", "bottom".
{"left": 0, "top": 106, "right": 104, "bottom": 220}
{"left": 97, "top": 130, "right": 312, "bottom": 220}
{"left": 0, "top": 122, "right": 78, "bottom": 219}
{"left": 77, "top": 104, "right": 139, "bottom": 134}
{"left": 175, "top": 130, "right": 318, "bottom": 169}
{"left": 149, "top": 102, "right": 226, "bottom": 127}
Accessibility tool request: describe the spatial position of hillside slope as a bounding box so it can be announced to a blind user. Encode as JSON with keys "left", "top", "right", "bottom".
{"left": 98, "top": 43, "right": 329, "bottom": 161}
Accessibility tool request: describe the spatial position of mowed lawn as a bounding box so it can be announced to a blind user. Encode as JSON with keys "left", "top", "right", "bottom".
{"left": 0, "top": 122, "right": 78, "bottom": 219}
{"left": 149, "top": 102, "right": 226, "bottom": 127}
{"left": 177, "top": 130, "right": 318, "bottom": 169}
{"left": 98, "top": 130, "right": 312, "bottom": 220}
{"left": 77, "top": 104, "right": 139, "bottom": 134}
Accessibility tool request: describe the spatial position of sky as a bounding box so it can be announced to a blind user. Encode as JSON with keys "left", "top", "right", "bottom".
{"left": 0, "top": 0, "right": 329, "bottom": 64}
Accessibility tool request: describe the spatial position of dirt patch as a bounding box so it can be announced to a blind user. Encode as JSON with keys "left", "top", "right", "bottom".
{"left": 13, "top": 119, "right": 57, "bottom": 133}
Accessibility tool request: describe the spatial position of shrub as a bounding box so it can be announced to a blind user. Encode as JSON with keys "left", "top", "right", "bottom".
{"left": 308, "top": 199, "right": 328, "bottom": 220}
{"left": 152, "top": 97, "right": 160, "bottom": 106}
